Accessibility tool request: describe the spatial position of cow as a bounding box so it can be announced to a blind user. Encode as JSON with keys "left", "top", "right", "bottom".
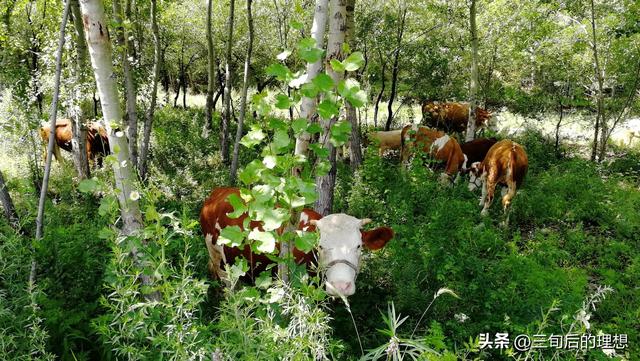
{"left": 400, "top": 125, "right": 467, "bottom": 183}
{"left": 200, "top": 187, "right": 394, "bottom": 297}
{"left": 467, "top": 140, "right": 528, "bottom": 217}
{"left": 39, "top": 118, "right": 110, "bottom": 167}
{"left": 421, "top": 101, "right": 492, "bottom": 134}
{"left": 365, "top": 129, "right": 403, "bottom": 156}
{"left": 460, "top": 137, "right": 498, "bottom": 170}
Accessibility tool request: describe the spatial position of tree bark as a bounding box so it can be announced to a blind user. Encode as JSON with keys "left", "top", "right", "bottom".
{"left": 34, "top": 0, "right": 70, "bottom": 285}
{"left": 138, "top": 0, "right": 160, "bottom": 180}
{"left": 345, "top": 0, "right": 362, "bottom": 169}
{"left": 293, "top": 0, "right": 329, "bottom": 176}
{"left": 465, "top": 0, "right": 479, "bottom": 141}
{"left": 385, "top": 6, "right": 406, "bottom": 131}
{"left": 373, "top": 49, "right": 386, "bottom": 128}
{"left": 112, "top": 0, "right": 139, "bottom": 168}
{"left": 80, "top": 0, "right": 142, "bottom": 235}
{"left": 70, "top": 0, "right": 90, "bottom": 179}
{"left": 230, "top": 0, "right": 254, "bottom": 186}
{"left": 315, "top": 0, "right": 346, "bottom": 216}
{"left": 203, "top": 0, "right": 216, "bottom": 138}
{"left": 589, "top": 0, "right": 604, "bottom": 162}
{"left": 0, "top": 170, "right": 20, "bottom": 231}
{"left": 221, "top": 0, "right": 236, "bottom": 164}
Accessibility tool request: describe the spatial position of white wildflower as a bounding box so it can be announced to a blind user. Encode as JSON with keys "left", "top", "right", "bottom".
{"left": 129, "top": 191, "right": 140, "bottom": 201}
{"left": 454, "top": 313, "right": 469, "bottom": 323}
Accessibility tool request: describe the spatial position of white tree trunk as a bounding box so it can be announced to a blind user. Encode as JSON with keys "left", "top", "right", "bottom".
{"left": 80, "top": 0, "right": 142, "bottom": 235}
{"left": 221, "top": 0, "right": 235, "bottom": 163}
{"left": 345, "top": 0, "right": 362, "bottom": 168}
{"left": 293, "top": 0, "right": 329, "bottom": 164}
{"left": 465, "top": 0, "right": 479, "bottom": 142}
{"left": 315, "top": 0, "right": 346, "bottom": 216}
{"left": 203, "top": 0, "right": 215, "bottom": 139}
{"left": 70, "top": 0, "right": 90, "bottom": 179}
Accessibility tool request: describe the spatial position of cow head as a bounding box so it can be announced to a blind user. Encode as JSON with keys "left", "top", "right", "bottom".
{"left": 310, "top": 214, "right": 393, "bottom": 297}
{"left": 467, "top": 161, "right": 484, "bottom": 191}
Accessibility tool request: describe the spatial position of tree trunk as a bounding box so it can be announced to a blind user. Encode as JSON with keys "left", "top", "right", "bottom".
{"left": 34, "top": 0, "right": 70, "bottom": 285}
{"left": 589, "top": 0, "right": 604, "bottom": 162}
{"left": 112, "top": 0, "right": 139, "bottom": 168}
{"left": 203, "top": 0, "right": 215, "bottom": 138}
{"left": 230, "top": 0, "right": 254, "bottom": 186}
{"left": 465, "top": 0, "right": 479, "bottom": 141}
{"left": 70, "top": 0, "right": 90, "bottom": 179}
{"left": 221, "top": 0, "right": 236, "bottom": 164}
{"left": 345, "top": 0, "right": 362, "bottom": 169}
{"left": 0, "top": 170, "right": 20, "bottom": 231}
{"left": 373, "top": 50, "right": 386, "bottom": 128}
{"left": 293, "top": 0, "right": 329, "bottom": 175}
{"left": 80, "top": 0, "right": 142, "bottom": 235}
{"left": 385, "top": 6, "right": 406, "bottom": 131}
{"left": 138, "top": 0, "right": 160, "bottom": 180}
{"left": 315, "top": 0, "right": 346, "bottom": 216}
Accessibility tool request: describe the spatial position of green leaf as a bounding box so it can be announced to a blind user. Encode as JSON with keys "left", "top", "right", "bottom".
{"left": 275, "top": 94, "right": 292, "bottom": 109}
{"left": 263, "top": 155, "right": 277, "bottom": 169}
{"left": 317, "top": 99, "right": 340, "bottom": 119}
{"left": 78, "top": 178, "right": 98, "bottom": 193}
{"left": 330, "top": 120, "right": 352, "bottom": 147}
{"left": 239, "top": 160, "right": 265, "bottom": 185}
{"left": 98, "top": 195, "right": 117, "bottom": 216}
{"left": 343, "top": 51, "right": 365, "bottom": 71}
{"left": 227, "top": 193, "right": 248, "bottom": 218}
{"left": 297, "top": 38, "right": 324, "bottom": 63}
{"left": 295, "top": 231, "right": 318, "bottom": 253}
{"left": 307, "top": 123, "right": 322, "bottom": 134}
{"left": 266, "top": 63, "right": 292, "bottom": 81}
{"left": 98, "top": 227, "right": 115, "bottom": 240}
{"left": 300, "top": 82, "right": 319, "bottom": 98}
{"left": 316, "top": 160, "right": 331, "bottom": 176}
{"left": 145, "top": 205, "right": 160, "bottom": 222}
{"left": 273, "top": 129, "right": 290, "bottom": 150}
{"left": 258, "top": 208, "right": 290, "bottom": 231}
{"left": 330, "top": 59, "right": 345, "bottom": 73}
{"left": 309, "top": 143, "right": 330, "bottom": 158}
{"left": 249, "top": 230, "right": 276, "bottom": 253}
{"left": 312, "top": 73, "right": 334, "bottom": 91}
{"left": 218, "top": 225, "right": 245, "bottom": 248}
{"left": 338, "top": 78, "right": 367, "bottom": 108}
{"left": 240, "top": 126, "right": 266, "bottom": 148}
{"left": 277, "top": 49, "right": 292, "bottom": 61}
{"left": 252, "top": 184, "right": 275, "bottom": 203}
{"left": 290, "top": 20, "right": 304, "bottom": 31}
{"left": 291, "top": 118, "right": 308, "bottom": 135}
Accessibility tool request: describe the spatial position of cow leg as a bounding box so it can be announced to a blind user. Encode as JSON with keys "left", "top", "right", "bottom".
{"left": 479, "top": 173, "right": 488, "bottom": 206}
{"left": 501, "top": 180, "right": 517, "bottom": 214}
{"left": 481, "top": 172, "right": 497, "bottom": 216}
{"left": 205, "top": 234, "right": 229, "bottom": 284}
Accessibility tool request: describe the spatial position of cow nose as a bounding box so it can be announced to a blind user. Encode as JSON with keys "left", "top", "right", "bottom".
{"left": 330, "top": 281, "right": 354, "bottom": 296}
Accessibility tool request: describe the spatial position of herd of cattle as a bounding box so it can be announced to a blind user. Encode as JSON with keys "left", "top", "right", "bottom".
{"left": 39, "top": 102, "right": 528, "bottom": 297}
{"left": 198, "top": 101, "right": 529, "bottom": 296}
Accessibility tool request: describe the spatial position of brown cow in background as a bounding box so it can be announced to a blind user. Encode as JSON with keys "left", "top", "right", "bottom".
{"left": 422, "top": 101, "right": 492, "bottom": 133}
{"left": 39, "top": 118, "right": 110, "bottom": 167}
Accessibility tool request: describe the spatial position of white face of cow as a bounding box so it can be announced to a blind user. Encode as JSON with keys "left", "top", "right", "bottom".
{"left": 468, "top": 161, "right": 483, "bottom": 192}
{"left": 312, "top": 214, "right": 370, "bottom": 297}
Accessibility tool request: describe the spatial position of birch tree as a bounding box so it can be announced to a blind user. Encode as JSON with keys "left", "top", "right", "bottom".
{"left": 0, "top": 169, "right": 19, "bottom": 231}
{"left": 112, "top": 0, "right": 139, "bottom": 167}
{"left": 203, "top": 0, "right": 215, "bottom": 138}
{"left": 345, "top": 0, "right": 362, "bottom": 168}
{"left": 384, "top": 4, "right": 406, "bottom": 131}
{"left": 315, "top": 0, "right": 346, "bottom": 216}
{"left": 292, "top": 0, "right": 328, "bottom": 176}
{"left": 69, "top": 0, "right": 90, "bottom": 179}
{"left": 79, "top": 0, "right": 142, "bottom": 234}
{"left": 230, "top": 0, "right": 254, "bottom": 185}
{"left": 139, "top": 0, "right": 160, "bottom": 180}
{"left": 465, "top": 0, "right": 479, "bottom": 142}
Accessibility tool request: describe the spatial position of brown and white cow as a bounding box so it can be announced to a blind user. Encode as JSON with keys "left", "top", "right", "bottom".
{"left": 421, "top": 101, "right": 492, "bottom": 134}
{"left": 366, "top": 129, "right": 403, "bottom": 156}
{"left": 468, "top": 140, "right": 528, "bottom": 216}
{"left": 460, "top": 137, "right": 498, "bottom": 170}
{"left": 200, "top": 187, "right": 394, "bottom": 297}
{"left": 39, "top": 118, "right": 110, "bottom": 167}
{"left": 400, "top": 125, "right": 467, "bottom": 183}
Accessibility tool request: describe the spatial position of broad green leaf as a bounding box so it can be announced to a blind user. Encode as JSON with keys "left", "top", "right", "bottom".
{"left": 330, "top": 59, "right": 345, "bottom": 73}
{"left": 312, "top": 73, "right": 334, "bottom": 91}
{"left": 266, "top": 63, "right": 292, "bottom": 81}
{"left": 343, "top": 51, "right": 365, "bottom": 71}
{"left": 98, "top": 227, "right": 115, "bottom": 240}
{"left": 249, "top": 230, "right": 276, "bottom": 253}
{"left": 252, "top": 91, "right": 272, "bottom": 116}
{"left": 239, "top": 159, "right": 265, "bottom": 185}
{"left": 252, "top": 184, "right": 275, "bottom": 203}
{"left": 297, "top": 38, "right": 324, "bottom": 63}
{"left": 291, "top": 118, "right": 308, "bottom": 135}
{"left": 240, "top": 126, "right": 266, "bottom": 148}
{"left": 258, "top": 207, "right": 290, "bottom": 231}
{"left": 300, "top": 82, "right": 319, "bottom": 98}
{"left": 316, "top": 160, "right": 331, "bottom": 176}
{"left": 290, "top": 20, "right": 304, "bottom": 31}
{"left": 218, "top": 225, "right": 245, "bottom": 248}
{"left": 273, "top": 129, "right": 290, "bottom": 150}
{"left": 317, "top": 99, "right": 340, "bottom": 119}
{"left": 78, "top": 178, "right": 98, "bottom": 193}
{"left": 263, "top": 155, "right": 277, "bottom": 169}
{"left": 269, "top": 118, "right": 288, "bottom": 130}
{"left": 227, "top": 193, "right": 248, "bottom": 218}
{"left": 145, "top": 205, "right": 160, "bottom": 222}
{"left": 309, "top": 143, "right": 330, "bottom": 158}
{"left": 295, "top": 231, "right": 318, "bottom": 253}
{"left": 307, "top": 123, "right": 323, "bottom": 134}
{"left": 275, "top": 94, "right": 292, "bottom": 109}
{"left": 330, "top": 120, "right": 352, "bottom": 147}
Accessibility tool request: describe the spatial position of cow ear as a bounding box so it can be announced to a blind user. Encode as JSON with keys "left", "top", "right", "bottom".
{"left": 362, "top": 227, "right": 394, "bottom": 250}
